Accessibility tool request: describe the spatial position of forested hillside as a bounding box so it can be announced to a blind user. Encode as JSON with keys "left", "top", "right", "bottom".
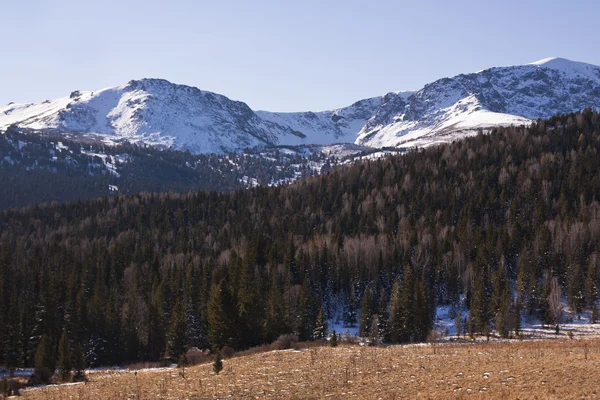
{"left": 1, "top": 109, "right": 600, "bottom": 368}
{"left": 0, "top": 129, "right": 339, "bottom": 210}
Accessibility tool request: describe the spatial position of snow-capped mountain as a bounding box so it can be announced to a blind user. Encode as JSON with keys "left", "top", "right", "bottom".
{"left": 355, "top": 57, "right": 600, "bottom": 148}
{"left": 2, "top": 57, "right": 600, "bottom": 153}
{"left": 0, "top": 79, "right": 305, "bottom": 154}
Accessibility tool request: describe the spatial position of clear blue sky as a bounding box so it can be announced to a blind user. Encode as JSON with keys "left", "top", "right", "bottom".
{"left": 2, "top": 0, "right": 599, "bottom": 111}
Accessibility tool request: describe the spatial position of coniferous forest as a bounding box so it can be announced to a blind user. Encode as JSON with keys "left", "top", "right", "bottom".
{"left": 1, "top": 109, "right": 600, "bottom": 369}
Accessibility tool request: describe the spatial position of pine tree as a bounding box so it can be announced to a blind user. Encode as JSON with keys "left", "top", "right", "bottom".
{"left": 208, "top": 280, "right": 237, "bottom": 350}
{"left": 399, "top": 266, "right": 415, "bottom": 342}
{"left": 313, "top": 307, "right": 328, "bottom": 339}
{"left": 359, "top": 287, "right": 373, "bottom": 337}
{"left": 3, "top": 303, "right": 23, "bottom": 375}
{"left": 213, "top": 350, "right": 223, "bottom": 375}
{"left": 237, "top": 256, "right": 263, "bottom": 347}
{"left": 330, "top": 330, "right": 338, "bottom": 347}
{"left": 147, "top": 298, "right": 166, "bottom": 360}
{"left": 73, "top": 343, "right": 87, "bottom": 382}
{"left": 56, "top": 329, "right": 72, "bottom": 382}
{"left": 469, "top": 270, "right": 488, "bottom": 336}
{"left": 167, "top": 300, "right": 188, "bottom": 359}
{"left": 388, "top": 277, "right": 403, "bottom": 343}
{"left": 265, "top": 279, "right": 290, "bottom": 343}
{"left": 30, "top": 335, "right": 54, "bottom": 385}
{"left": 514, "top": 300, "right": 522, "bottom": 336}
{"left": 592, "top": 303, "right": 599, "bottom": 324}
{"left": 376, "top": 292, "right": 389, "bottom": 343}
{"left": 455, "top": 312, "right": 462, "bottom": 338}
{"left": 296, "top": 278, "right": 316, "bottom": 341}
{"left": 585, "top": 261, "right": 597, "bottom": 307}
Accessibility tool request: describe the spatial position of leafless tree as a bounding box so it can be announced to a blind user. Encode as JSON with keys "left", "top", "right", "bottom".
{"left": 548, "top": 275, "right": 562, "bottom": 330}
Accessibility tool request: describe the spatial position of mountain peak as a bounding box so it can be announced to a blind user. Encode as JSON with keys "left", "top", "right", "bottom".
{"left": 528, "top": 57, "right": 600, "bottom": 80}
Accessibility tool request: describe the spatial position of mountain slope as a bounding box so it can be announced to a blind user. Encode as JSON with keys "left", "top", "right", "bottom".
{"left": 355, "top": 57, "right": 600, "bottom": 147}
{"left": 2, "top": 57, "right": 600, "bottom": 153}
{"left": 0, "top": 79, "right": 304, "bottom": 154}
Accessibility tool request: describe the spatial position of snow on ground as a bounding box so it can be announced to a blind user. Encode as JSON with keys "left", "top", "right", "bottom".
{"left": 328, "top": 319, "right": 359, "bottom": 338}
{"left": 433, "top": 299, "right": 600, "bottom": 342}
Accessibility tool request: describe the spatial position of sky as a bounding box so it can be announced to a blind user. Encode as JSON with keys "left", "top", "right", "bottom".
{"left": 1, "top": 0, "right": 599, "bottom": 112}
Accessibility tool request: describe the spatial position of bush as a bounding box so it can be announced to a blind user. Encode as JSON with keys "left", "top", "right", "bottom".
{"left": 178, "top": 353, "right": 190, "bottom": 368}
{"left": 1, "top": 378, "right": 21, "bottom": 397}
{"left": 28, "top": 366, "right": 53, "bottom": 386}
{"left": 330, "top": 331, "right": 338, "bottom": 347}
{"left": 271, "top": 334, "right": 298, "bottom": 350}
{"left": 221, "top": 346, "right": 235, "bottom": 359}
{"left": 185, "top": 349, "right": 213, "bottom": 366}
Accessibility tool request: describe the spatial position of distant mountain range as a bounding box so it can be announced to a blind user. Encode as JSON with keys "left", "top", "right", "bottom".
{"left": 1, "top": 57, "right": 600, "bottom": 153}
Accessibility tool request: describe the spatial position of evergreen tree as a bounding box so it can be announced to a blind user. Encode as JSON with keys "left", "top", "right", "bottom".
{"left": 330, "top": 330, "right": 338, "bottom": 347}
{"left": 455, "top": 312, "right": 462, "bottom": 338}
{"left": 56, "top": 329, "right": 72, "bottom": 382}
{"left": 73, "top": 343, "right": 87, "bottom": 382}
{"left": 167, "top": 300, "right": 188, "bottom": 359}
{"left": 296, "top": 278, "right": 316, "bottom": 341}
{"left": 265, "top": 279, "right": 290, "bottom": 343}
{"left": 237, "top": 257, "right": 263, "bottom": 347}
{"left": 388, "top": 277, "right": 403, "bottom": 343}
{"left": 376, "top": 292, "right": 389, "bottom": 342}
{"left": 147, "top": 297, "right": 166, "bottom": 360}
{"left": 30, "top": 335, "right": 54, "bottom": 385}
{"left": 469, "top": 269, "right": 489, "bottom": 336}
{"left": 213, "top": 350, "right": 223, "bottom": 375}
{"left": 207, "top": 280, "right": 236, "bottom": 350}
{"left": 359, "top": 287, "right": 373, "bottom": 337}
{"left": 3, "top": 304, "right": 23, "bottom": 375}
{"left": 313, "top": 307, "right": 328, "bottom": 339}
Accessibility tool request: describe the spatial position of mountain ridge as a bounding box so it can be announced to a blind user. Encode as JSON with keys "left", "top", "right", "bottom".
{"left": 2, "top": 57, "right": 600, "bottom": 153}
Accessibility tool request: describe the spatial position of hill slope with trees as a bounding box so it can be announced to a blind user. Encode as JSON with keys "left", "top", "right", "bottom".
{"left": 1, "top": 109, "right": 600, "bottom": 368}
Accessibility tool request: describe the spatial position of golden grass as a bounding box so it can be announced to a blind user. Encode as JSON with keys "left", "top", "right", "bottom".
{"left": 20, "top": 338, "right": 600, "bottom": 399}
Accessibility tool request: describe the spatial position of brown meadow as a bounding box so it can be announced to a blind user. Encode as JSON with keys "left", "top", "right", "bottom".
{"left": 20, "top": 338, "right": 600, "bottom": 399}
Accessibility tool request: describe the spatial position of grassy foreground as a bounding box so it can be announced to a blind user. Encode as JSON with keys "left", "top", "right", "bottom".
{"left": 21, "top": 338, "right": 600, "bottom": 399}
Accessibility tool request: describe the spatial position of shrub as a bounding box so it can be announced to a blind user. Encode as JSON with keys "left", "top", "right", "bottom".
{"left": 272, "top": 334, "right": 298, "bottom": 350}
{"left": 221, "top": 346, "right": 235, "bottom": 359}
{"left": 213, "top": 350, "right": 223, "bottom": 375}
{"left": 0, "top": 378, "right": 21, "bottom": 397}
{"left": 330, "top": 331, "right": 338, "bottom": 347}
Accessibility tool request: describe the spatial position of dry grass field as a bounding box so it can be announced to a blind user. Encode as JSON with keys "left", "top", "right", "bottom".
{"left": 20, "top": 338, "right": 600, "bottom": 400}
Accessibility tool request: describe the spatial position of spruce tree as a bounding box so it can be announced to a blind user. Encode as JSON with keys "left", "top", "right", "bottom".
{"left": 237, "top": 256, "right": 263, "bottom": 347}
{"left": 208, "top": 280, "right": 236, "bottom": 350}
{"left": 30, "top": 335, "right": 54, "bottom": 385}
{"left": 330, "top": 330, "right": 338, "bottom": 347}
{"left": 387, "top": 277, "right": 403, "bottom": 343}
{"left": 56, "top": 329, "right": 72, "bottom": 382}
{"left": 73, "top": 343, "right": 87, "bottom": 382}
{"left": 213, "top": 349, "right": 223, "bottom": 375}
{"left": 296, "top": 278, "right": 316, "bottom": 341}
{"left": 455, "top": 312, "right": 462, "bottom": 338}
{"left": 167, "top": 300, "right": 188, "bottom": 359}
{"left": 359, "top": 287, "right": 373, "bottom": 337}
{"left": 313, "top": 307, "right": 328, "bottom": 339}
{"left": 376, "top": 292, "right": 389, "bottom": 343}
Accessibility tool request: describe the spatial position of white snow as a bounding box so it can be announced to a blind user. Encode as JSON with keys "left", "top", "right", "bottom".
{"left": 529, "top": 57, "right": 600, "bottom": 81}
{"left": 2, "top": 57, "right": 599, "bottom": 153}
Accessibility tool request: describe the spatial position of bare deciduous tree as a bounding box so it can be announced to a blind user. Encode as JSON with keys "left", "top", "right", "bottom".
{"left": 548, "top": 276, "right": 562, "bottom": 330}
